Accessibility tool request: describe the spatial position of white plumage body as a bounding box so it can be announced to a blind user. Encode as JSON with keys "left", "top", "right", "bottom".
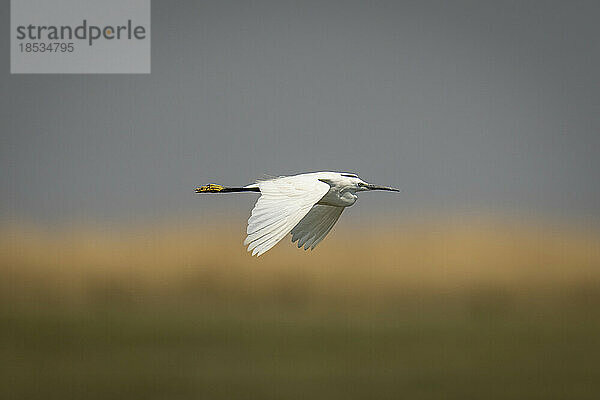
{"left": 196, "top": 171, "right": 399, "bottom": 256}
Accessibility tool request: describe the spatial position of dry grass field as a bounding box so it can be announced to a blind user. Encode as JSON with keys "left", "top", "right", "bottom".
{"left": 1, "top": 217, "right": 599, "bottom": 399}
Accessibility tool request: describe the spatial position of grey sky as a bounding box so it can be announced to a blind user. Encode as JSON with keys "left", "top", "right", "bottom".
{"left": 1, "top": 0, "right": 599, "bottom": 225}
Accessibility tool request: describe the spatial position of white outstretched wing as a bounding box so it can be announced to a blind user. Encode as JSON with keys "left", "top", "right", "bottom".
{"left": 244, "top": 176, "right": 331, "bottom": 256}
{"left": 291, "top": 205, "right": 344, "bottom": 250}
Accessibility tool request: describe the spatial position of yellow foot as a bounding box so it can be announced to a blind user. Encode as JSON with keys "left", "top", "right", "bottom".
{"left": 195, "top": 184, "right": 225, "bottom": 193}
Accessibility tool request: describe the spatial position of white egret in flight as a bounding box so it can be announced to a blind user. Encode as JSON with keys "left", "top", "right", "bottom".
{"left": 195, "top": 172, "right": 399, "bottom": 256}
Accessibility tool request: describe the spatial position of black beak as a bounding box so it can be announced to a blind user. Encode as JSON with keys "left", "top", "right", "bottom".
{"left": 365, "top": 184, "right": 400, "bottom": 192}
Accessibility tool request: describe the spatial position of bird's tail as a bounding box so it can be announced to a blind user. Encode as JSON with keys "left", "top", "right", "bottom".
{"left": 195, "top": 183, "right": 260, "bottom": 193}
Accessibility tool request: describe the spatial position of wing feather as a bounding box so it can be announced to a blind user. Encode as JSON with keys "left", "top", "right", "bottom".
{"left": 308, "top": 214, "right": 341, "bottom": 249}
{"left": 244, "top": 176, "right": 331, "bottom": 256}
{"left": 291, "top": 204, "right": 344, "bottom": 250}
{"left": 292, "top": 206, "right": 331, "bottom": 248}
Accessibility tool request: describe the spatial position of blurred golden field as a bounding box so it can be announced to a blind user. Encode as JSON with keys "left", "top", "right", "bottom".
{"left": 2, "top": 216, "right": 599, "bottom": 310}
{"left": 1, "top": 217, "right": 600, "bottom": 399}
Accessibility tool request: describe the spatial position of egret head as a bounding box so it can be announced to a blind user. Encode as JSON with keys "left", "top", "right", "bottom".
{"left": 339, "top": 173, "right": 400, "bottom": 193}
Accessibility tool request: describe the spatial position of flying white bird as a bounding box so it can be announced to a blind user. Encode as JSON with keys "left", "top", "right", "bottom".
{"left": 195, "top": 172, "right": 399, "bottom": 256}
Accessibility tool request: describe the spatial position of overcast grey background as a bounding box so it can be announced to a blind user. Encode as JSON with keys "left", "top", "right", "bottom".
{"left": 1, "top": 0, "right": 599, "bottom": 226}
